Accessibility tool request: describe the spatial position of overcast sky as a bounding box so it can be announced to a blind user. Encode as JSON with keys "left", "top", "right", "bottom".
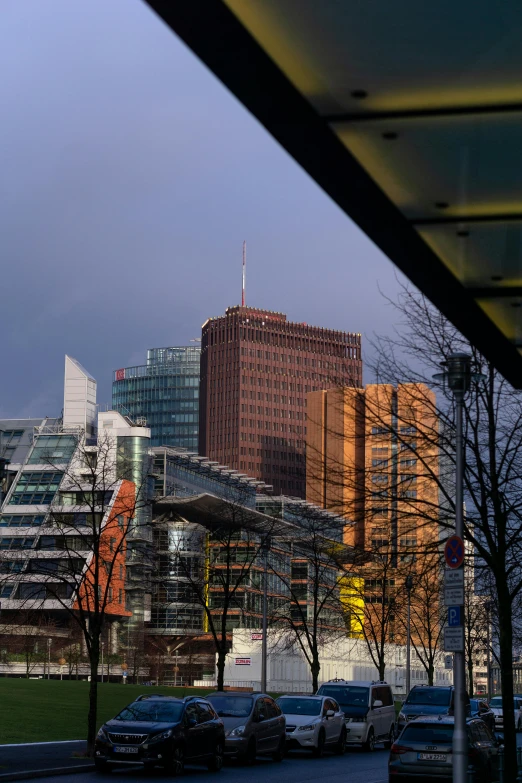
{"left": 1, "top": 0, "right": 405, "bottom": 418}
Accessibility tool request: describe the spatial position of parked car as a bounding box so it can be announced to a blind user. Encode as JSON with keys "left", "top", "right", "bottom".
{"left": 469, "top": 699, "right": 496, "bottom": 734}
{"left": 276, "top": 694, "right": 346, "bottom": 757}
{"left": 94, "top": 694, "right": 225, "bottom": 774}
{"left": 397, "top": 685, "right": 470, "bottom": 735}
{"left": 205, "top": 691, "right": 286, "bottom": 764}
{"left": 489, "top": 695, "right": 522, "bottom": 731}
{"left": 316, "top": 679, "right": 395, "bottom": 751}
{"left": 389, "top": 716, "right": 500, "bottom": 782}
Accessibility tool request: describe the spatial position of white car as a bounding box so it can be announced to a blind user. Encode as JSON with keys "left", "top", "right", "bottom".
{"left": 490, "top": 695, "right": 522, "bottom": 731}
{"left": 276, "top": 695, "right": 346, "bottom": 757}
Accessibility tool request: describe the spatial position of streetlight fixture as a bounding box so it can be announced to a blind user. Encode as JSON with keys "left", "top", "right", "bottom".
{"left": 433, "top": 352, "right": 484, "bottom": 783}
{"left": 261, "top": 535, "right": 271, "bottom": 693}
{"left": 405, "top": 575, "right": 414, "bottom": 698}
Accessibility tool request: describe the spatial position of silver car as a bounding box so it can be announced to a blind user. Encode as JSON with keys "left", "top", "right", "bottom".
{"left": 277, "top": 694, "right": 346, "bottom": 756}
{"left": 206, "top": 691, "right": 286, "bottom": 764}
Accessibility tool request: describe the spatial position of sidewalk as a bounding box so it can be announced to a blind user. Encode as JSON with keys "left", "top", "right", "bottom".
{"left": 0, "top": 741, "right": 93, "bottom": 781}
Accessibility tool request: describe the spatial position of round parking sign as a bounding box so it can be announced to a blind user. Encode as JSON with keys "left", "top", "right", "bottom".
{"left": 444, "top": 535, "right": 464, "bottom": 569}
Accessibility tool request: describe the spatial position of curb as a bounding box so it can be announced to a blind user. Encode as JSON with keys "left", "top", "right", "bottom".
{"left": 0, "top": 764, "right": 94, "bottom": 782}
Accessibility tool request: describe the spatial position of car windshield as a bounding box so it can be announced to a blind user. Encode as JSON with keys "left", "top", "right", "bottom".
{"left": 115, "top": 701, "right": 184, "bottom": 723}
{"left": 406, "top": 689, "right": 451, "bottom": 706}
{"left": 490, "top": 697, "right": 502, "bottom": 708}
{"left": 207, "top": 696, "right": 253, "bottom": 718}
{"left": 318, "top": 686, "right": 369, "bottom": 708}
{"left": 401, "top": 724, "right": 454, "bottom": 743}
{"left": 277, "top": 698, "right": 322, "bottom": 716}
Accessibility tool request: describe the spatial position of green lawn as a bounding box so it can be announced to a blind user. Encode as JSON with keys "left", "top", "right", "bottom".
{"left": 0, "top": 680, "right": 212, "bottom": 744}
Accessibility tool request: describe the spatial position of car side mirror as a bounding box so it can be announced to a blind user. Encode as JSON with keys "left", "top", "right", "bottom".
{"left": 373, "top": 700, "right": 383, "bottom": 708}
{"left": 257, "top": 712, "right": 266, "bottom": 722}
{"left": 326, "top": 710, "right": 335, "bottom": 718}
{"left": 187, "top": 718, "right": 198, "bottom": 728}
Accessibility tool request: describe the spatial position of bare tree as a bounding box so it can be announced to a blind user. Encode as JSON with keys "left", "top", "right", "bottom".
{"left": 153, "top": 490, "right": 278, "bottom": 691}
{"left": 359, "top": 282, "right": 522, "bottom": 778}
{"left": 0, "top": 431, "right": 152, "bottom": 755}
{"left": 405, "top": 555, "right": 446, "bottom": 686}
{"left": 268, "top": 505, "right": 358, "bottom": 692}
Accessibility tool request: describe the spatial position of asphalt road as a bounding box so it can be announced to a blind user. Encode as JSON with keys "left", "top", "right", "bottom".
{"left": 40, "top": 745, "right": 390, "bottom": 783}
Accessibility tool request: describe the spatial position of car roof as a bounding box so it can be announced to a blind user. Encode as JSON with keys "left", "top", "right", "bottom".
{"left": 206, "top": 691, "right": 259, "bottom": 697}
{"left": 319, "top": 681, "right": 378, "bottom": 688}
{"left": 134, "top": 694, "right": 184, "bottom": 702}
{"left": 407, "top": 715, "right": 484, "bottom": 725}
{"left": 278, "top": 694, "right": 324, "bottom": 700}
{"left": 410, "top": 685, "right": 453, "bottom": 690}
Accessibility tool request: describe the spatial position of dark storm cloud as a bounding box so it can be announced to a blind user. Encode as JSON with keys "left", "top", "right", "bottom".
{"left": 0, "top": 0, "right": 404, "bottom": 416}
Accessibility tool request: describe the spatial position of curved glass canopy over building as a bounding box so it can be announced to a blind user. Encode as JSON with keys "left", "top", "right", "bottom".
{"left": 112, "top": 347, "right": 200, "bottom": 449}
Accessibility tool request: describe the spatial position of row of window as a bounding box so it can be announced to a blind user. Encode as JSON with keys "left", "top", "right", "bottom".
{"left": 8, "top": 472, "right": 63, "bottom": 506}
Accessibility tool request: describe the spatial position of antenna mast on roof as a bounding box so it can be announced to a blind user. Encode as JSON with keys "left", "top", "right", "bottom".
{"left": 242, "top": 240, "right": 246, "bottom": 307}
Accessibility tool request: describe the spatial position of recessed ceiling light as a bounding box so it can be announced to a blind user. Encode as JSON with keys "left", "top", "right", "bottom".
{"left": 382, "top": 132, "right": 398, "bottom": 140}
{"left": 456, "top": 230, "right": 469, "bottom": 237}
{"left": 435, "top": 202, "right": 449, "bottom": 209}
{"left": 351, "top": 90, "right": 368, "bottom": 99}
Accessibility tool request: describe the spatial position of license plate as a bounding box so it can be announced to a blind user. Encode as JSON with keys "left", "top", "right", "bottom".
{"left": 418, "top": 752, "right": 446, "bottom": 761}
{"left": 114, "top": 746, "right": 139, "bottom": 754}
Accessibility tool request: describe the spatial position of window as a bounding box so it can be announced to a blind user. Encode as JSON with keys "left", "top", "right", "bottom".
{"left": 371, "top": 427, "right": 389, "bottom": 435}
{"left": 0, "top": 515, "right": 45, "bottom": 527}
{"left": 196, "top": 702, "right": 214, "bottom": 723}
{"left": 8, "top": 472, "right": 63, "bottom": 505}
{"left": 27, "top": 435, "right": 76, "bottom": 465}
{"left": 372, "top": 459, "right": 388, "bottom": 468}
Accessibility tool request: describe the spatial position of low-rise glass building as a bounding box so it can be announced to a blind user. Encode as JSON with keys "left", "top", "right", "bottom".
{"left": 112, "top": 347, "right": 200, "bottom": 449}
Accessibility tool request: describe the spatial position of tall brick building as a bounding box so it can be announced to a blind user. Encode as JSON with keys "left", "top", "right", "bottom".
{"left": 199, "top": 306, "right": 362, "bottom": 497}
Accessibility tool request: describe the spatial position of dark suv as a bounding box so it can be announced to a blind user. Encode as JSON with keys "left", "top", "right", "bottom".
{"left": 397, "top": 686, "right": 470, "bottom": 735}
{"left": 94, "top": 694, "right": 225, "bottom": 774}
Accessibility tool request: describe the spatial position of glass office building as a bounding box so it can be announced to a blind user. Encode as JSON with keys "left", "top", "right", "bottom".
{"left": 112, "top": 347, "right": 200, "bottom": 449}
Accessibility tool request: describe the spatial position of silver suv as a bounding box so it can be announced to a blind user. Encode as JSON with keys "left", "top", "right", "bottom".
{"left": 316, "top": 679, "right": 395, "bottom": 751}
{"left": 206, "top": 691, "right": 286, "bottom": 764}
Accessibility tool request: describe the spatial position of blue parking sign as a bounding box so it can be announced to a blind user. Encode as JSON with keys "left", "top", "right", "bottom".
{"left": 448, "top": 606, "right": 462, "bottom": 626}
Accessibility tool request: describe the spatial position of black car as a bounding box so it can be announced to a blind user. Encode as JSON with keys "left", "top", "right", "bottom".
{"left": 94, "top": 694, "right": 225, "bottom": 774}
{"left": 470, "top": 698, "right": 496, "bottom": 735}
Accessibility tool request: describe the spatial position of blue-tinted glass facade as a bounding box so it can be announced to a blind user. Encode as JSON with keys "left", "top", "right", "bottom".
{"left": 112, "top": 346, "right": 200, "bottom": 449}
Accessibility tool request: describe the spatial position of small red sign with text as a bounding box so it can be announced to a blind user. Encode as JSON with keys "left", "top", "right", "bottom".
{"left": 235, "top": 658, "right": 251, "bottom": 666}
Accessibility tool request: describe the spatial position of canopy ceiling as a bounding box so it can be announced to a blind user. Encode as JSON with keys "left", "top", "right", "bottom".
{"left": 146, "top": 0, "right": 522, "bottom": 387}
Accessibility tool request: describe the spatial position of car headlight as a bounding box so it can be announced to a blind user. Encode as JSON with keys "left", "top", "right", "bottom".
{"left": 298, "top": 723, "right": 319, "bottom": 732}
{"left": 96, "top": 728, "right": 108, "bottom": 741}
{"left": 228, "top": 725, "right": 246, "bottom": 737}
{"left": 398, "top": 712, "right": 407, "bottom": 722}
{"left": 148, "top": 729, "right": 172, "bottom": 744}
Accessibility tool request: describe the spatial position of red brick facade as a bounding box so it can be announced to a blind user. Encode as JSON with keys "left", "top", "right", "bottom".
{"left": 199, "top": 306, "right": 362, "bottom": 497}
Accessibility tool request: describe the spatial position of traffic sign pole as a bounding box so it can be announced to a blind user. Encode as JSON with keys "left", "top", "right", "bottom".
{"left": 453, "top": 390, "right": 467, "bottom": 783}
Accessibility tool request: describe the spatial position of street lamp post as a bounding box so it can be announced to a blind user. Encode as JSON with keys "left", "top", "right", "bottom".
{"left": 101, "top": 641, "right": 104, "bottom": 684}
{"left": 405, "top": 575, "right": 414, "bottom": 699}
{"left": 485, "top": 601, "right": 493, "bottom": 701}
{"left": 434, "top": 352, "right": 482, "bottom": 783}
{"left": 261, "top": 536, "right": 271, "bottom": 693}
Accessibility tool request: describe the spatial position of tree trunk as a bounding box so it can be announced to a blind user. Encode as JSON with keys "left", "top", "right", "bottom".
{"left": 497, "top": 580, "right": 516, "bottom": 780}
{"left": 86, "top": 643, "right": 100, "bottom": 757}
{"left": 311, "top": 655, "right": 321, "bottom": 693}
{"left": 378, "top": 659, "right": 386, "bottom": 681}
{"left": 467, "top": 659, "right": 474, "bottom": 697}
{"left": 428, "top": 662, "right": 434, "bottom": 687}
{"left": 216, "top": 647, "right": 226, "bottom": 691}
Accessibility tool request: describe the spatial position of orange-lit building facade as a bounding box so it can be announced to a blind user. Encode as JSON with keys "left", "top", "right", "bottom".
{"left": 200, "top": 306, "right": 362, "bottom": 497}
{"left": 306, "top": 382, "right": 440, "bottom": 568}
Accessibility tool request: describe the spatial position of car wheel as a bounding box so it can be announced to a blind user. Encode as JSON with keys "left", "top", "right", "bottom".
{"left": 312, "top": 729, "right": 326, "bottom": 758}
{"left": 94, "top": 761, "right": 112, "bottom": 774}
{"left": 243, "top": 738, "right": 257, "bottom": 766}
{"left": 166, "top": 746, "right": 185, "bottom": 776}
{"left": 272, "top": 735, "right": 286, "bottom": 762}
{"left": 208, "top": 741, "right": 224, "bottom": 772}
{"left": 335, "top": 726, "right": 347, "bottom": 755}
{"left": 384, "top": 724, "right": 395, "bottom": 749}
{"left": 362, "top": 727, "right": 375, "bottom": 752}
